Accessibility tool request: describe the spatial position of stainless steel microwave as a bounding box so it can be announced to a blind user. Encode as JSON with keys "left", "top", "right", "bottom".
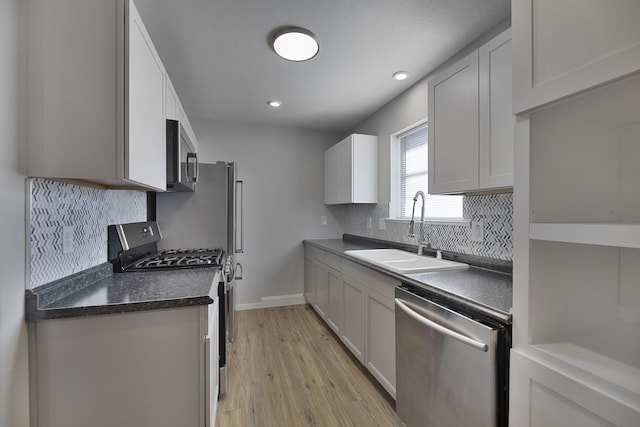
{"left": 166, "top": 119, "right": 198, "bottom": 192}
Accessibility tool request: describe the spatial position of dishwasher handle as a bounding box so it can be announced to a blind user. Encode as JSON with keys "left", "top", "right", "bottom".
{"left": 395, "top": 298, "right": 488, "bottom": 352}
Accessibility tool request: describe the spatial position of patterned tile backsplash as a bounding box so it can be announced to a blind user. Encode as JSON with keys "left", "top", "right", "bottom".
{"left": 344, "top": 193, "right": 513, "bottom": 261}
{"left": 28, "top": 178, "right": 147, "bottom": 288}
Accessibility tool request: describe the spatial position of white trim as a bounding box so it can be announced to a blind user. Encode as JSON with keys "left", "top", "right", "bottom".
{"left": 235, "top": 293, "right": 306, "bottom": 311}
{"left": 383, "top": 217, "right": 471, "bottom": 226}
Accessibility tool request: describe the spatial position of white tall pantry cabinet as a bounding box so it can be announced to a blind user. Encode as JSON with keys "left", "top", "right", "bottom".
{"left": 511, "top": 1, "right": 640, "bottom": 425}
{"left": 27, "top": 0, "right": 166, "bottom": 190}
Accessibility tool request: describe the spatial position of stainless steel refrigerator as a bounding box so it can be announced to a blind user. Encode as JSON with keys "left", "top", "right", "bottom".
{"left": 155, "top": 161, "right": 243, "bottom": 396}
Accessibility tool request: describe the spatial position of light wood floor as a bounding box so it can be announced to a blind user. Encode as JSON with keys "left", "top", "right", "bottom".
{"left": 215, "top": 304, "right": 406, "bottom": 427}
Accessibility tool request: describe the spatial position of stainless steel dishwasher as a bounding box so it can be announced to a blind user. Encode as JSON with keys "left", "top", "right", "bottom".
{"left": 395, "top": 284, "right": 510, "bottom": 427}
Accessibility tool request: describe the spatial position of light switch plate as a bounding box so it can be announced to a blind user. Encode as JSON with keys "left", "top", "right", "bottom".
{"left": 471, "top": 220, "right": 484, "bottom": 242}
{"left": 62, "top": 225, "right": 74, "bottom": 254}
{"left": 320, "top": 215, "right": 327, "bottom": 226}
{"left": 378, "top": 218, "right": 386, "bottom": 230}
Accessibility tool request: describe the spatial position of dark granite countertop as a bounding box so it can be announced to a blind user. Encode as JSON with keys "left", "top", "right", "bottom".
{"left": 304, "top": 235, "right": 512, "bottom": 324}
{"left": 26, "top": 262, "right": 221, "bottom": 322}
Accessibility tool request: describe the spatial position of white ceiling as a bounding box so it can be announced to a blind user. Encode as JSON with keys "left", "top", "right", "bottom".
{"left": 135, "top": 0, "right": 511, "bottom": 133}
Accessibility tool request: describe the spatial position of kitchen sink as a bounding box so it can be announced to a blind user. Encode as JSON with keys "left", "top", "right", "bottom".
{"left": 344, "top": 249, "right": 468, "bottom": 274}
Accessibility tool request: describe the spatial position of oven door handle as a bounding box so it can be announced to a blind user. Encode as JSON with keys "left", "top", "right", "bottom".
{"left": 395, "top": 298, "right": 488, "bottom": 352}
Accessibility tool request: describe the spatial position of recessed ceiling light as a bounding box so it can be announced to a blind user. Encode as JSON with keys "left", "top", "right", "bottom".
{"left": 272, "top": 27, "right": 319, "bottom": 62}
{"left": 393, "top": 71, "right": 410, "bottom": 81}
{"left": 267, "top": 100, "right": 282, "bottom": 108}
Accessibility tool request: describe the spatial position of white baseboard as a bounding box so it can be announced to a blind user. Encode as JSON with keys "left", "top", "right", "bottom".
{"left": 235, "top": 293, "right": 306, "bottom": 311}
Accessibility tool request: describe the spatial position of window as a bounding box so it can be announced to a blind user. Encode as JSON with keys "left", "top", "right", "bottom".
{"left": 398, "top": 122, "right": 463, "bottom": 219}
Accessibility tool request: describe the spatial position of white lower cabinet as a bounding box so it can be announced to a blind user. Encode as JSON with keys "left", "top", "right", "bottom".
{"left": 510, "top": 350, "right": 640, "bottom": 427}
{"left": 341, "top": 259, "right": 398, "bottom": 398}
{"left": 304, "top": 244, "right": 398, "bottom": 397}
{"left": 30, "top": 303, "right": 217, "bottom": 427}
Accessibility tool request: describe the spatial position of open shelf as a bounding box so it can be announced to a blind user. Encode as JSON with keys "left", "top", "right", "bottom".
{"left": 531, "top": 337, "right": 640, "bottom": 406}
{"left": 530, "top": 223, "right": 640, "bottom": 248}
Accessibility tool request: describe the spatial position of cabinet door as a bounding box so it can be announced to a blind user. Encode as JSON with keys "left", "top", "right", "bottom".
{"left": 512, "top": 0, "right": 640, "bottom": 114}
{"left": 126, "top": 0, "right": 166, "bottom": 190}
{"left": 341, "top": 275, "right": 365, "bottom": 363}
{"left": 479, "top": 29, "right": 513, "bottom": 189}
{"left": 313, "top": 261, "right": 328, "bottom": 318}
{"left": 428, "top": 51, "right": 479, "bottom": 194}
{"left": 336, "top": 138, "right": 353, "bottom": 203}
{"left": 304, "top": 256, "right": 315, "bottom": 304}
{"left": 365, "top": 290, "right": 396, "bottom": 398}
{"left": 326, "top": 267, "right": 342, "bottom": 335}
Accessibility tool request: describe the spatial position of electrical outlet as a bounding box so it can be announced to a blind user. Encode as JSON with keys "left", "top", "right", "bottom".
{"left": 62, "top": 225, "right": 74, "bottom": 254}
{"left": 320, "top": 215, "right": 327, "bottom": 226}
{"left": 367, "top": 217, "right": 372, "bottom": 229}
{"left": 470, "top": 220, "right": 484, "bottom": 243}
{"left": 378, "top": 218, "right": 386, "bottom": 230}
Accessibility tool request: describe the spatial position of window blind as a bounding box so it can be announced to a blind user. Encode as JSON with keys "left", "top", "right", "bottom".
{"left": 399, "top": 123, "right": 463, "bottom": 219}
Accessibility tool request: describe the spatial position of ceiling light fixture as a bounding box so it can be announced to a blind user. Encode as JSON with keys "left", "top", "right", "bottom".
{"left": 267, "top": 100, "right": 282, "bottom": 108}
{"left": 393, "top": 71, "right": 410, "bottom": 81}
{"left": 272, "top": 27, "right": 319, "bottom": 62}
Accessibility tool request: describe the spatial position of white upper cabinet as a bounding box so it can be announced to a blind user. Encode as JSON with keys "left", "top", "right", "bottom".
{"left": 512, "top": 0, "right": 640, "bottom": 114}
{"left": 27, "top": 0, "right": 166, "bottom": 190}
{"left": 324, "top": 134, "right": 378, "bottom": 205}
{"left": 428, "top": 51, "right": 480, "bottom": 194}
{"left": 428, "top": 28, "right": 513, "bottom": 195}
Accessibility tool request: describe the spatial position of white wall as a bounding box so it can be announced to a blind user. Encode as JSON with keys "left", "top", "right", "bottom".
{"left": 0, "top": 0, "right": 30, "bottom": 425}
{"left": 353, "top": 18, "right": 511, "bottom": 203}
{"left": 193, "top": 120, "right": 344, "bottom": 308}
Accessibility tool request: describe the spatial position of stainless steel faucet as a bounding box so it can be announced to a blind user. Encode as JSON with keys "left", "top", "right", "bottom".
{"left": 408, "top": 190, "right": 430, "bottom": 255}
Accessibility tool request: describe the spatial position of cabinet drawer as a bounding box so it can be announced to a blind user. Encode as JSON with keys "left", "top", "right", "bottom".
{"left": 341, "top": 259, "right": 399, "bottom": 300}
{"left": 305, "top": 245, "right": 326, "bottom": 263}
{"left": 326, "top": 253, "right": 341, "bottom": 271}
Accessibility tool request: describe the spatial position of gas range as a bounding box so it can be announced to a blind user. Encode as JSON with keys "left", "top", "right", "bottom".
{"left": 107, "top": 222, "right": 223, "bottom": 273}
{"left": 130, "top": 248, "right": 223, "bottom": 271}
